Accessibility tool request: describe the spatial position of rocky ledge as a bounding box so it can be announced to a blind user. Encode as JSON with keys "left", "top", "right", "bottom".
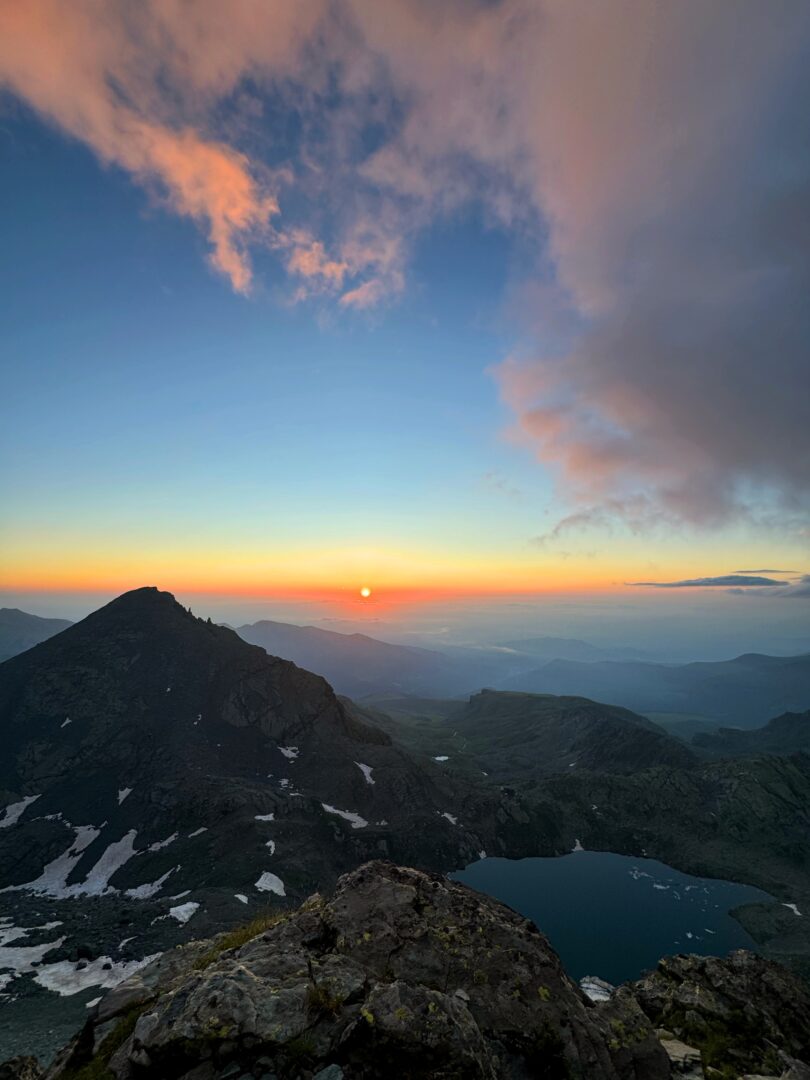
{"left": 6, "top": 862, "right": 810, "bottom": 1079}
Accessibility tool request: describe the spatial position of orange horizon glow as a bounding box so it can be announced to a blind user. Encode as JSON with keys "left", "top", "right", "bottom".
{"left": 2, "top": 538, "right": 801, "bottom": 607}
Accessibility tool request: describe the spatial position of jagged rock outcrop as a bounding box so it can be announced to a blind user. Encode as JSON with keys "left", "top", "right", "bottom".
{"left": 46, "top": 862, "right": 668, "bottom": 1079}
{"left": 621, "top": 950, "right": 810, "bottom": 1079}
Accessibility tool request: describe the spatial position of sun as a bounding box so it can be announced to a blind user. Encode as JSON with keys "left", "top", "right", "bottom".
{"left": 359, "top": 586, "right": 372, "bottom": 599}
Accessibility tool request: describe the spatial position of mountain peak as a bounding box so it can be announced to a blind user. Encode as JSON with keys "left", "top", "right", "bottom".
{"left": 100, "top": 585, "right": 183, "bottom": 613}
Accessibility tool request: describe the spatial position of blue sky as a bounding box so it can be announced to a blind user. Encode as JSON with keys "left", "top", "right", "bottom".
{"left": 0, "top": 1, "right": 808, "bottom": 637}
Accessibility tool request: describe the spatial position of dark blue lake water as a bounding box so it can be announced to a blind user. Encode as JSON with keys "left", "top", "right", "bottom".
{"left": 451, "top": 851, "right": 772, "bottom": 985}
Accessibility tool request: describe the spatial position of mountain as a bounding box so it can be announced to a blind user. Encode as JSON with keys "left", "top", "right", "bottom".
{"left": 0, "top": 609, "right": 72, "bottom": 663}
{"left": 367, "top": 689, "right": 696, "bottom": 782}
{"left": 36, "top": 862, "right": 810, "bottom": 1080}
{"left": 693, "top": 709, "right": 810, "bottom": 758}
{"left": 499, "top": 651, "right": 810, "bottom": 727}
{"left": 0, "top": 588, "right": 540, "bottom": 1059}
{"left": 235, "top": 618, "right": 463, "bottom": 697}
{"left": 234, "top": 620, "right": 548, "bottom": 698}
{"left": 0, "top": 588, "right": 511, "bottom": 902}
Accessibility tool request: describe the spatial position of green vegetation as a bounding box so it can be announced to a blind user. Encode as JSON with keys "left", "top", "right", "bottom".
{"left": 305, "top": 979, "right": 343, "bottom": 1016}
{"left": 193, "top": 910, "right": 287, "bottom": 970}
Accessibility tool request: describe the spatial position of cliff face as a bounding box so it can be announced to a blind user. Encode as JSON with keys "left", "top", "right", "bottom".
{"left": 38, "top": 862, "right": 810, "bottom": 1080}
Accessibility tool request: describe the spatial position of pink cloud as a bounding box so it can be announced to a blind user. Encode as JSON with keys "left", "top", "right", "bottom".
{"left": 0, "top": 0, "right": 321, "bottom": 293}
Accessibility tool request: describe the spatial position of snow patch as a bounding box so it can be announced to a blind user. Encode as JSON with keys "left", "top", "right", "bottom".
{"left": 580, "top": 976, "right": 614, "bottom": 1003}
{"left": 572, "top": 838, "right": 585, "bottom": 853}
{"left": 433, "top": 756, "right": 449, "bottom": 763}
{"left": 235, "top": 894, "right": 249, "bottom": 904}
{"left": 478, "top": 850, "right": 487, "bottom": 860}
{"left": 0, "top": 795, "right": 41, "bottom": 828}
{"left": 783, "top": 902, "right": 803, "bottom": 917}
{"left": 321, "top": 804, "right": 369, "bottom": 829}
{"left": 255, "top": 813, "right": 275, "bottom": 822}
{"left": 117, "top": 788, "right": 132, "bottom": 805}
{"left": 2, "top": 824, "right": 101, "bottom": 897}
{"left": 147, "top": 832, "right": 178, "bottom": 852}
{"left": 255, "top": 871, "right": 285, "bottom": 896}
{"left": 438, "top": 811, "right": 458, "bottom": 826}
{"left": 76, "top": 830, "right": 139, "bottom": 896}
{"left": 168, "top": 902, "right": 199, "bottom": 924}
{"left": 34, "top": 954, "right": 160, "bottom": 996}
{"left": 355, "top": 762, "right": 375, "bottom": 785}
{"left": 188, "top": 827, "right": 207, "bottom": 838}
{"left": 125, "top": 866, "right": 178, "bottom": 899}
{"left": 61, "top": 718, "right": 72, "bottom": 729}
{"left": 265, "top": 840, "right": 276, "bottom": 855}
{"left": 279, "top": 746, "right": 299, "bottom": 761}
{"left": 0, "top": 921, "right": 66, "bottom": 980}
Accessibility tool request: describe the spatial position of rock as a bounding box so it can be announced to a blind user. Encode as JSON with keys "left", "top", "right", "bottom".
{"left": 35, "top": 861, "right": 810, "bottom": 1080}
{"left": 658, "top": 1036, "right": 702, "bottom": 1076}
{"left": 624, "top": 949, "right": 810, "bottom": 1078}
{"left": 781, "top": 1060, "right": 810, "bottom": 1080}
{"left": 48, "top": 861, "right": 669, "bottom": 1079}
{"left": 0, "top": 1061, "right": 42, "bottom": 1080}
{"left": 96, "top": 974, "right": 156, "bottom": 1023}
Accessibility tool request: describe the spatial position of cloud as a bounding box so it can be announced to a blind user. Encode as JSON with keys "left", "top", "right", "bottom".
{"left": 630, "top": 575, "right": 782, "bottom": 589}
{"left": 779, "top": 574, "right": 810, "bottom": 599}
{"left": 733, "top": 569, "right": 798, "bottom": 575}
{"left": 2, "top": 0, "right": 809, "bottom": 528}
{"left": 0, "top": 0, "right": 322, "bottom": 292}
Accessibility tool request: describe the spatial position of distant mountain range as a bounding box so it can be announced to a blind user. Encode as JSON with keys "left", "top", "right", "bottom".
{"left": 5, "top": 607, "right": 809, "bottom": 729}
{"left": 498, "top": 635, "right": 655, "bottom": 662}
{"left": 234, "top": 618, "right": 473, "bottom": 697}
{"left": 499, "top": 651, "right": 810, "bottom": 727}
{"left": 0, "top": 608, "right": 72, "bottom": 663}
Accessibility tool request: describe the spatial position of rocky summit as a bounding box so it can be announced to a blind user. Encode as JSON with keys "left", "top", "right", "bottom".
{"left": 18, "top": 861, "right": 809, "bottom": 1080}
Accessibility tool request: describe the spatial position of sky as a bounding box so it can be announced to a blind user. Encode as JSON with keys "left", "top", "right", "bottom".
{"left": 1, "top": 0, "right": 808, "bottom": 646}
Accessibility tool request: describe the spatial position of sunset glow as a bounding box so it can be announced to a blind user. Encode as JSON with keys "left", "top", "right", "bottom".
{"left": 0, "top": 1, "right": 807, "bottom": 631}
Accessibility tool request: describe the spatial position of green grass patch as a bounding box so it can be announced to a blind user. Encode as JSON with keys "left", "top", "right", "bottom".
{"left": 193, "top": 910, "right": 287, "bottom": 971}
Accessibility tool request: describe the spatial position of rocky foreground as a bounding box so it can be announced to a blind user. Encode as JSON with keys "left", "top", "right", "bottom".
{"left": 3, "top": 862, "right": 809, "bottom": 1080}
